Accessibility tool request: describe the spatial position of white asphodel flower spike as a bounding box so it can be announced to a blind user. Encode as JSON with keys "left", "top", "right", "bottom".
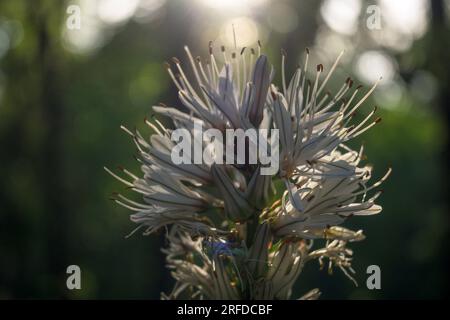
{"left": 107, "top": 41, "right": 390, "bottom": 300}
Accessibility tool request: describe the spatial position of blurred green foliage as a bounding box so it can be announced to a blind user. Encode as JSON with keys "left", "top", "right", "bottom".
{"left": 0, "top": 0, "right": 448, "bottom": 299}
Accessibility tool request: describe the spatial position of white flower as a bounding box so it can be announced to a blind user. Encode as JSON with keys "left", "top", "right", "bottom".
{"left": 159, "top": 44, "right": 273, "bottom": 130}
{"left": 307, "top": 239, "right": 359, "bottom": 286}
{"left": 271, "top": 149, "right": 391, "bottom": 238}
{"left": 162, "top": 228, "right": 242, "bottom": 300}
{"left": 273, "top": 50, "right": 383, "bottom": 179}
{"left": 107, "top": 42, "right": 390, "bottom": 300}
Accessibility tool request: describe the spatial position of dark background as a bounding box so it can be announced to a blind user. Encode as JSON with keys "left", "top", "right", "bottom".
{"left": 0, "top": 0, "right": 448, "bottom": 299}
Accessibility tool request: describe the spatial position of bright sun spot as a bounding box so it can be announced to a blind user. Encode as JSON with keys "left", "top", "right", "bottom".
{"left": 97, "top": 0, "right": 140, "bottom": 24}
{"left": 355, "top": 50, "right": 396, "bottom": 85}
{"left": 220, "top": 17, "right": 259, "bottom": 48}
{"left": 320, "top": 0, "right": 362, "bottom": 35}
{"left": 198, "top": 0, "right": 268, "bottom": 12}
{"left": 379, "top": 0, "right": 429, "bottom": 38}
{"left": 200, "top": 0, "right": 246, "bottom": 9}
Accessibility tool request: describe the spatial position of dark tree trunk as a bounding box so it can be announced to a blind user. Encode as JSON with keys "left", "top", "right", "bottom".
{"left": 32, "top": 2, "right": 69, "bottom": 298}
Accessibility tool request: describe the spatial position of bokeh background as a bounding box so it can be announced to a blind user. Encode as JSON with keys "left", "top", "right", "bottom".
{"left": 0, "top": 0, "right": 449, "bottom": 299}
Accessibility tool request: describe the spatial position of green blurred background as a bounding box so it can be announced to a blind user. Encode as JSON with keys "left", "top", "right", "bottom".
{"left": 0, "top": 0, "right": 448, "bottom": 299}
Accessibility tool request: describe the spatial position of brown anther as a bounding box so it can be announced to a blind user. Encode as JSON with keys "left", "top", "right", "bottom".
{"left": 171, "top": 57, "right": 180, "bottom": 64}
{"left": 317, "top": 64, "right": 323, "bottom": 72}
{"left": 345, "top": 77, "right": 353, "bottom": 88}
{"left": 208, "top": 41, "right": 213, "bottom": 54}
{"left": 375, "top": 117, "right": 382, "bottom": 124}
{"left": 270, "top": 90, "right": 277, "bottom": 100}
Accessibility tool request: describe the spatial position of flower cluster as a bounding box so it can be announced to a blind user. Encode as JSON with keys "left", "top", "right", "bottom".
{"left": 106, "top": 42, "right": 390, "bottom": 299}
